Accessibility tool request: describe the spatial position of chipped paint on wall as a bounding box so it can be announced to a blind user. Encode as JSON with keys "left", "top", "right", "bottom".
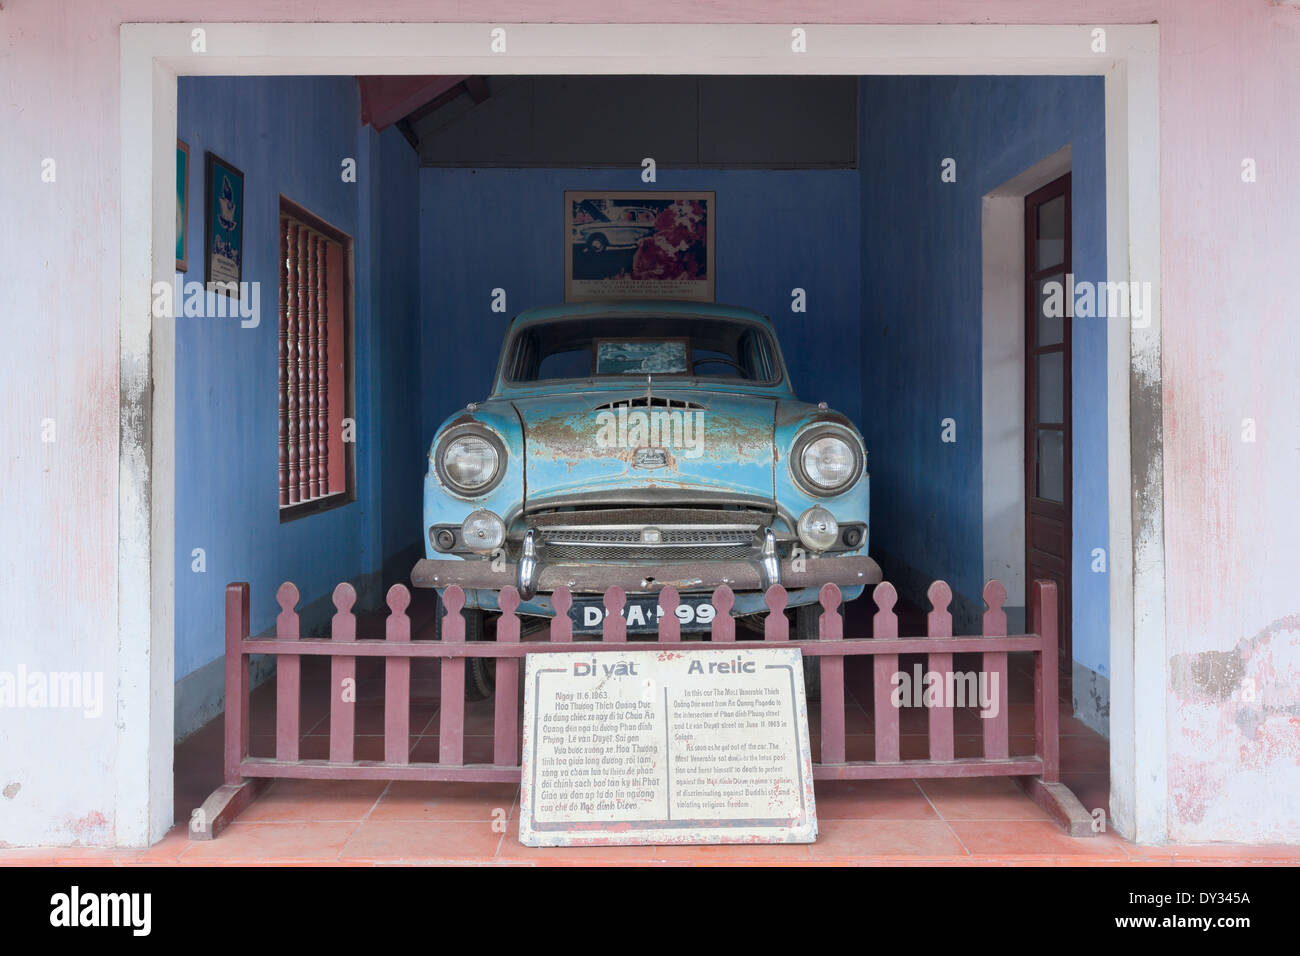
{"left": 63, "top": 810, "right": 111, "bottom": 845}
{"left": 1169, "top": 614, "right": 1300, "bottom": 841}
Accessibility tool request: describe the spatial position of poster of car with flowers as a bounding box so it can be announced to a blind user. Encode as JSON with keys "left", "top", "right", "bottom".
{"left": 565, "top": 191, "right": 714, "bottom": 302}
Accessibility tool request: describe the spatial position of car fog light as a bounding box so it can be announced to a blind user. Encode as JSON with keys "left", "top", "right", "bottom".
{"left": 462, "top": 510, "right": 505, "bottom": 554}
{"left": 797, "top": 507, "right": 839, "bottom": 552}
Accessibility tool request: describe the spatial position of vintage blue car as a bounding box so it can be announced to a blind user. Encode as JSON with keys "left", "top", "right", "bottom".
{"left": 412, "top": 300, "right": 881, "bottom": 698}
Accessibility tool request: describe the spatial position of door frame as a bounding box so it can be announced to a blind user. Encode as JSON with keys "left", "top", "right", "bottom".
{"left": 1023, "top": 172, "right": 1074, "bottom": 697}
{"left": 118, "top": 22, "right": 1165, "bottom": 844}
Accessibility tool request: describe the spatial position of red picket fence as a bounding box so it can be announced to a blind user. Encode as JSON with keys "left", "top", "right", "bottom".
{"left": 194, "top": 578, "right": 1091, "bottom": 838}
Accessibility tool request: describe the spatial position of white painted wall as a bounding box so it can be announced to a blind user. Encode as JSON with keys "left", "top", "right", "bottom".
{"left": 981, "top": 196, "right": 1027, "bottom": 609}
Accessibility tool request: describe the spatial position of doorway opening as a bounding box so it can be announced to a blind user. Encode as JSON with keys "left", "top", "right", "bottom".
{"left": 982, "top": 152, "right": 1110, "bottom": 735}
{"left": 1024, "top": 173, "right": 1073, "bottom": 700}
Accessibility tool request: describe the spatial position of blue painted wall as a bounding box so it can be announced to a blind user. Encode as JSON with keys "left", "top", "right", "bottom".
{"left": 357, "top": 125, "right": 426, "bottom": 575}
{"left": 175, "top": 77, "right": 421, "bottom": 680}
{"left": 857, "top": 76, "right": 1109, "bottom": 675}
{"left": 417, "top": 168, "right": 862, "bottom": 445}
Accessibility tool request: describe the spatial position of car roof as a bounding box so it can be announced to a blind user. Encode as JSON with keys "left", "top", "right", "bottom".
{"left": 509, "top": 300, "right": 774, "bottom": 329}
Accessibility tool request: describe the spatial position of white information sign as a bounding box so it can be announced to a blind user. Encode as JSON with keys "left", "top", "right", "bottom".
{"left": 518, "top": 646, "right": 817, "bottom": 846}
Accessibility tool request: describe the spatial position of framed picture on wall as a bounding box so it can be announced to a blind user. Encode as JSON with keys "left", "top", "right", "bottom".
{"left": 176, "top": 139, "right": 190, "bottom": 272}
{"left": 204, "top": 151, "right": 245, "bottom": 297}
{"left": 565, "top": 191, "right": 714, "bottom": 303}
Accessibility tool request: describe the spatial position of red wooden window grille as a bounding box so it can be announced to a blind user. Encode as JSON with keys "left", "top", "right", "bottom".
{"left": 279, "top": 202, "right": 351, "bottom": 519}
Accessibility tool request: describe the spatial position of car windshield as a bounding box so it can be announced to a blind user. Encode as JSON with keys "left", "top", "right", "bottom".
{"left": 503, "top": 315, "right": 782, "bottom": 384}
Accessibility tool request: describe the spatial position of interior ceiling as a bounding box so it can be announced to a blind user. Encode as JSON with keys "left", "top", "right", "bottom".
{"left": 356, "top": 75, "right": 859, "bottom": 169}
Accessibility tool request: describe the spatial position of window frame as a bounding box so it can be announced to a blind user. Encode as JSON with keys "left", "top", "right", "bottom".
{"left": 278, "top": 195, "right": 356, "bottom": 523}
{"left": 499, "top": 314, "right": 785, "bottom": 388}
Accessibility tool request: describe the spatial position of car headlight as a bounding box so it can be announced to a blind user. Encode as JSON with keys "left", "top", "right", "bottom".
{"left": 436, "top": 429, "right": 505, "bottom": 496}
{"left": 792, "top": 427, "right": 862, "bottom": 496}
{"left": 797, "top": 506, "right": 840, "bottom": 551}
{"left": 462, "top": 510, "right": 505, "bottom": 554}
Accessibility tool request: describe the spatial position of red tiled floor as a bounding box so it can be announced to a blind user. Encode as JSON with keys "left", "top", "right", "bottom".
{"left": 235, "top": 778, "right": 388, "bottom": 823}
{"left": 814, "top": 779, "right": 939, "bottom": 820}
{"left": 947, "top": 820, "right": 1131, "bottom": 860}
{"left": 365, "top": 781, "right": 518, "bottom": 822}
{"left": 1119, "top": 841, "right": 1300, "bottom": 862}
{"left": 407, "top": 734, "right": 497, "bottom": 764}
{"left": 809, "top": 820, "right": 968, "bottom": 861}
{"left": 494, "top": 837, "right": 661, "bottom": 865}
{"left": 1061, "top": 771, "right": 1110, "bottom": 817}
{"left": 350, "top": 701, "right": 440, "bottom": 735}
{"left": 294, "top": 734, "right": 391, "bottom": 761}
{"left": 918, "top": 776, "right": 1055, "bottom": 822}
{"left": 182, "top": 821, "right": 360, "bottom": 863}
{"left": 340, "top": 819, "right": 508, "bottom": 863}
{"left": 653, "top": 839, "right": 814, "bottom": 863}
{"left": 1056, "top": 732, "right": 1111, "bottom": 771}
{"left": 133, "top": 826, "right": 193, "bottom": 864}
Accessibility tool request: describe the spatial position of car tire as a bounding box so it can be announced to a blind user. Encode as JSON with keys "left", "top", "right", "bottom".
{"left": 587, "top": 234, "right": 607, "bottom": 254}
{"left": 794, "top": 603, "right": 845, "bottom": 702}
{"left": 434, "top": 592, "right": 493, "bottom": 701}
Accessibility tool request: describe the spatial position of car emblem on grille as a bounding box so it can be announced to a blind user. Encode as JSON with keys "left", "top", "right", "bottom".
{"left": 633, "top": 447, "right": 668, "bottom": 469}
{"left": 641, "top": 527, "right": 662, "bottom": 544}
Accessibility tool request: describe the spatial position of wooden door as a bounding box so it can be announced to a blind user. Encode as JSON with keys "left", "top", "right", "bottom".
{"left": 1024, "top": 174, "right": 1072, "bottom": 698}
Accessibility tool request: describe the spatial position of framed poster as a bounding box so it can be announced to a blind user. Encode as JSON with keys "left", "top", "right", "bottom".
{"left": 175, "top": 139, "right": 190, "bottom": 272}
{"left": 565, "top": 191, "right": 714, "bottom": 303}
{"left": 204, "top": 151, "right": 245, "bottom": 297}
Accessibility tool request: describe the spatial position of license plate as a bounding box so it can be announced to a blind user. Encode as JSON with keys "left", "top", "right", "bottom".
{"left": 570, "top": 594, "right": 718, "bottom": 634}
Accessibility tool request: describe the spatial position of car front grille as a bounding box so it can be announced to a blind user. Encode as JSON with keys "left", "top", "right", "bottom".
{"left": 541, "top": 542, "right": 756, "bottom": 562}
{"left": 535, "top": 520, "right": 760, "bottom": 563}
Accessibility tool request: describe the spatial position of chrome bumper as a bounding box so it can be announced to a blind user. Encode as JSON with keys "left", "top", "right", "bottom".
{"left": 410, "top": 551, "right": 882, "bottom": 595}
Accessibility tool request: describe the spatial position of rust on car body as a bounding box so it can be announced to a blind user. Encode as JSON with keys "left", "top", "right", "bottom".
{"left": 418, "top": 300, "right": 873, "bottom": 629}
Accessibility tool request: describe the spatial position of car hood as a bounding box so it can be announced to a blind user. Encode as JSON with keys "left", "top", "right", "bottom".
{"left": 511, "top": 389, "right": 776, "bottom": 504}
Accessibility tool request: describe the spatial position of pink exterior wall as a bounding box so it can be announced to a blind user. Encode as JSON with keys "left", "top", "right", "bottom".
{"left": 0, "top": 0, "right": 1297, "bottom": 844}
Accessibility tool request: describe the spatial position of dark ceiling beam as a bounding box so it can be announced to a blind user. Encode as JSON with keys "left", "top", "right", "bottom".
{"left": 405, "top": 81, "right": 471, "bottom": 126}
{"left": 356, "top": 75, "right": 468, "bottom": 131}
{"left": 359, "top": 75, "right": 493, "bottom": 153}
{"left": 394, "top": 118, "right": 419, "bottom": 152}
{"left": 464, "top": 76, "right": 490, "bottom": 104}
